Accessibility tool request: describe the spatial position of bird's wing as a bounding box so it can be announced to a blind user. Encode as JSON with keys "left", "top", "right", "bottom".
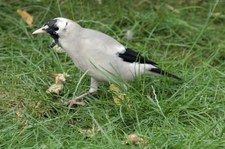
{"left": 79, "top": 28, "right": 181, "bottom": 80}
{"left": 117, "top": 48, "right": 181, "bottom": 80}
{"left": 82, "top": 29, "right": 157, "bottom": 64}
{"left": 117, "top": 48, "right": 157, "bottom": 65}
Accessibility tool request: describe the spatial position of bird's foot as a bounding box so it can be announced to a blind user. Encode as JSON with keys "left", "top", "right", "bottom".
{"left": 64, "top": 91, "right": 96, "bottom": 108}
{"left": 64, "top": 97, "right": 86, "bottom": 108}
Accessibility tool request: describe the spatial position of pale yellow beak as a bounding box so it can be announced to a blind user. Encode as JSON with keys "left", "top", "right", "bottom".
{"left": 32, "top": 26, "right": 47, "bottom": 35}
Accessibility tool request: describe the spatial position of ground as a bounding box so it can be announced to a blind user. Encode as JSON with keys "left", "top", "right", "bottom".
{"left": 0, "top": 0, "right": 225, "bottom": 148}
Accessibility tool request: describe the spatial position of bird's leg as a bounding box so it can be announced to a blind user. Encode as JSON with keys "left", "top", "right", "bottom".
{"left": 64, "top": 78, "right": 98, "bottom": 107}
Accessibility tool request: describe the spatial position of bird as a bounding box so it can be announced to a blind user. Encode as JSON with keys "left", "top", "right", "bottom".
{"left": 32, "top": 17, "right": 181, "bottom": 107}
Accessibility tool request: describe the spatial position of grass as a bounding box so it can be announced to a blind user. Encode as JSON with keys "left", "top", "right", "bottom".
{"left": 1, "top": 0, "right": 225, "bottom": 148}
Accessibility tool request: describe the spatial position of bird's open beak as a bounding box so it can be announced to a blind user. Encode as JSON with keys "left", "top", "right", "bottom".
{"left": 32, "top": 27, "right": 47, "bottom": 35}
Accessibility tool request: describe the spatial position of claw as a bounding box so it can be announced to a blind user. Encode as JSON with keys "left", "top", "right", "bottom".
{"left": 64, "top": 98, "right": 86, "bottom": 108}
{"left": 63, "top": 85, "right": 97, "bottom": 108}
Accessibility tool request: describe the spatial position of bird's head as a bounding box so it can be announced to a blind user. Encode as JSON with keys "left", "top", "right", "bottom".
{"left": 32, "top": 17, "right": 77, "bottom": 47}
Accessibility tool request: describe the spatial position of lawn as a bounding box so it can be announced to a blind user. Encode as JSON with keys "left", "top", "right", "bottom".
{"left": 1, "top": 0, "right": 225, "bottom": 148}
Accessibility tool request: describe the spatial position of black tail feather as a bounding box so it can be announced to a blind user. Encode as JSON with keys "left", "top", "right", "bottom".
{"left": 150, "top": 68, "right": 182, "bottom": 80}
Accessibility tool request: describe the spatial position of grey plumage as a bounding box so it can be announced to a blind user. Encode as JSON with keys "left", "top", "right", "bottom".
{"left": 32, "top": 17, "right": 181, "bottom": 107}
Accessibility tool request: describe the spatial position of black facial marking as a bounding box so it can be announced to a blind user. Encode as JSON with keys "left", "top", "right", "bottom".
{"left": 150, "top": 68, "right": 181, "bottom": 80}
{"left": 45, "top": 20, "right": 56, "bottom": 26}
{"left": 118, "top": 48, "right": 157, "bottom": 65}
{"left": 44, "top": 19, "right": 59, "bottom": 46}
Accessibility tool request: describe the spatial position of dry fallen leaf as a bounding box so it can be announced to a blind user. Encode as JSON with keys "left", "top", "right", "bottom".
{"left": 46, "top": 73, "right": 69, "bottom": 94}
{"left": 122, "top": 134, "right": 147, "bottom": 145}
{"left": 16, "top": 111, "right": 23, "bottom": 117}
{"left": 109, "top": 84, "right": 126, "bottom": 106}
{"left": 17, "top": 9, "right": 33, "bottom": 26}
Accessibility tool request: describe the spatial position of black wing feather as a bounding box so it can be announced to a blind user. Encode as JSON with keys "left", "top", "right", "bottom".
{"left": 150, "top": 68, "right": 182, "bottom": 80}
{"left": 118, "top": 48, "right": 181, "bottom": 80}
{"left": 118, "top": 48, "right": 157, "bottom": 65}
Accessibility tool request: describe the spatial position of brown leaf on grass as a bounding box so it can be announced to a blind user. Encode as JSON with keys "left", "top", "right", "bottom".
{"left": 109, "top": 84, "right": 126, "bottom": 106}
{"left": 17, "top": 9, "right": 33, "bottom": 26}
{"left": 46, "top": 73, "right": 69, "bottom": 94}
{"left": 16, "top": 111, "right": 23, "bottom": 117}
{"left": 122, "top": 134, "right": 147, "bottom": 145}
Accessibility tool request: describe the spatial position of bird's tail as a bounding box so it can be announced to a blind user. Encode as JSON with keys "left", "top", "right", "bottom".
{"left": 150, "top": 68, "right": 182, "bottom": 80}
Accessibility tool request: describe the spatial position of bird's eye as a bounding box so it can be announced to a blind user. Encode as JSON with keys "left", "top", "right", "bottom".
{"left": 53, "top": 26, "right": 59, "bottom": 31}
